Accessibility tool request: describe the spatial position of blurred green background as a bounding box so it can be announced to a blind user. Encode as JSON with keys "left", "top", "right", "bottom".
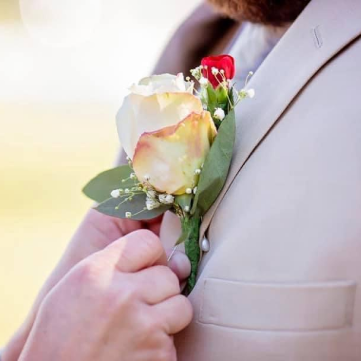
{"left": 0, "top": 0, "right": 199, "bottom": 345}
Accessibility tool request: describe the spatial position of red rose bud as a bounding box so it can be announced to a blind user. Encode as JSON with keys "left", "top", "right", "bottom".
{"left": 201, "top": 54, "right": 235, "bottom": 88}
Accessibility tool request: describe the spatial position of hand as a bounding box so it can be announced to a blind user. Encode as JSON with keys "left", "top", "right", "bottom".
{"left": 18, "top": 230, "right": 193, "bottom": 361}
{"left": 3, "top": 210, "right": 188, "bottom": 361}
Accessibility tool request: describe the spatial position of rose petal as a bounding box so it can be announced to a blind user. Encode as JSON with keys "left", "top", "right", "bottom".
{"left": 116, "top": 92, "right": 203, "bottom": 159}
{"left": 133, "top": 111, "right": 217, "bottom": 195}
{"left": 129, "top": 73, "right": 193, "bottom": 96}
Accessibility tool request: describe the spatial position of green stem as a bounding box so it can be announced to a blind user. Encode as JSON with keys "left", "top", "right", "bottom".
{"left": 181, "top": 216, "right": 201, "bottom": 295}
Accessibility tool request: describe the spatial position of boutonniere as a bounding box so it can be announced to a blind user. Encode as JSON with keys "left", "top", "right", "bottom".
{"left": 83, "top": 54, "right": 254, "bottom": 293}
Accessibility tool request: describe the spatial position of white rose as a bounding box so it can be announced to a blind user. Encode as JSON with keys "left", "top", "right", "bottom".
{"left": 117, "top": 73, "right": 201, "bottom": 159}
{"left": 128, "top": 73, "right": 193, "bottom": 97}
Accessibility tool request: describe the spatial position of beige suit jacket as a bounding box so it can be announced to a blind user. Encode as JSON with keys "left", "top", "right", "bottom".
{"left": 158, "top": 0, "right": 361, "bottom": 359}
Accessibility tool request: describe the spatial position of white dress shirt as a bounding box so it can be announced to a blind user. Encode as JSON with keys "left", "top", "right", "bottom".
{"left": 229, "top": 21, "right": 290, "bottom": 86}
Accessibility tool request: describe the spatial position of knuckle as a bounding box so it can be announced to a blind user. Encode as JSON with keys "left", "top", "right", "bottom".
{"left": 73, "top": 259, "right": 101, "bottom": 285}
{"left": 173, "top": 295, "right": 193, "bottom": 322}
{"left": 135, "top": 229, "right": 162, "bottom": 255}
{"left": 120, "top": 283, "right": 140, "bottom": 306}
{"left": 103, "top": 285, "right": 125, "bottom": 310}
{"left": 113, "top": 274, "right": 142, "bottom": 307}
{"left": 138, "top": 314, "right": 161, "bottom": 338}
{"left": 101, "top": 282, "right": 139, "bottom": 317}
{"left": 159, "top": 266, "right": 180, "bottom": 291}
{"left": 136, "top": 316, "right": 175, "bottom": 360}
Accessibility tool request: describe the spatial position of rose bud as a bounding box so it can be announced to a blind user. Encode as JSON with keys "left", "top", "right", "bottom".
{"left": 201, "top": 55, "right": 235, "bottom": 89}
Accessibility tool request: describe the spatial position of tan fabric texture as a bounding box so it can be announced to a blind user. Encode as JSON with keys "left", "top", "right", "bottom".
{"left": 157, "top": 0, "right": 361, "bottom": 359}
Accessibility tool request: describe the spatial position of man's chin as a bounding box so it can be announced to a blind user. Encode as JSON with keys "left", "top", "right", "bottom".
{"left": 207, "top": 0, "right": 311, "bottom": 25}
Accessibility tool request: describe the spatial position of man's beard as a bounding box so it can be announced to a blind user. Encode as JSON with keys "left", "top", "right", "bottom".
{"left": 207, "top": 0, "right": 311, "bottom": 25}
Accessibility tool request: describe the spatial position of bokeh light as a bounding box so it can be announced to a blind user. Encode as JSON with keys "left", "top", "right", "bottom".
{"left": 0, "top": 0, "right": 200, "bottom": 345}
{"left": 20, "top": 0, "right": 102, "bottom": 47}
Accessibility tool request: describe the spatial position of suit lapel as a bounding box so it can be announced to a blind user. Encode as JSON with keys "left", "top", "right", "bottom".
{"left": 200, "top": 0, "right": 361, "bottom": 243}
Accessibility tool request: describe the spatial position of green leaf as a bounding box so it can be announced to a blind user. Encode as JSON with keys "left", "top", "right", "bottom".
{"left": 206, "top": 86, "right": 232, "bottom": 128}
{"left": 191, "top": 109, "right": 236, "bottom": 216}
{"left": 216, "top": 86, "right": 229, "bottom": 105}
{"left": 82, "top": 165, "right": 135, "bottom": 203}
{"left": 96, "top": 193, "right": 170, "bottom": 221}
{"left": 206, "top": 86, "right": 218, "bottom": 114}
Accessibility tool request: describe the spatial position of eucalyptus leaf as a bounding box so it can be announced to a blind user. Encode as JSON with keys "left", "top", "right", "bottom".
{"left": 96, "top": 193, "right": 170, "bottom": 221}
{"left": 83, "top": 165, "right": 135, "bottom": 203}
{"left": 175, "top": 227, "right": 191, "bottom": 246}
{"left": 175, "top": 194, "right": 192, "bottom": 212}
{"left": 191, "top": 109, "right": 236, "bottom": 216}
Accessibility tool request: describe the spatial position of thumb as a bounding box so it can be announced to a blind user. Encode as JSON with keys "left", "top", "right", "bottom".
{"left": 167, "top": 250, "right": 191, "bottom": 282}
{"left": 101, "top": 229, "right": 167, "bottom": 273}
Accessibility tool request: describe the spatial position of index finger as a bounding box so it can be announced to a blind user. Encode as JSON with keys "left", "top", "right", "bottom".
{"left": 101, "top": 229, "right": 167, "bottom": 273}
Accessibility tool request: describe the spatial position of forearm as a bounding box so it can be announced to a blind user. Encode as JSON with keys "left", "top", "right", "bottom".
{"left": 1, "top": 323, "right": 31, "bottom": 361}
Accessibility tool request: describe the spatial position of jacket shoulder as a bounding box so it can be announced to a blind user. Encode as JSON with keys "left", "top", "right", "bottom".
{"left": 153, "top": 3, "right": 237, "bottom": 75}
